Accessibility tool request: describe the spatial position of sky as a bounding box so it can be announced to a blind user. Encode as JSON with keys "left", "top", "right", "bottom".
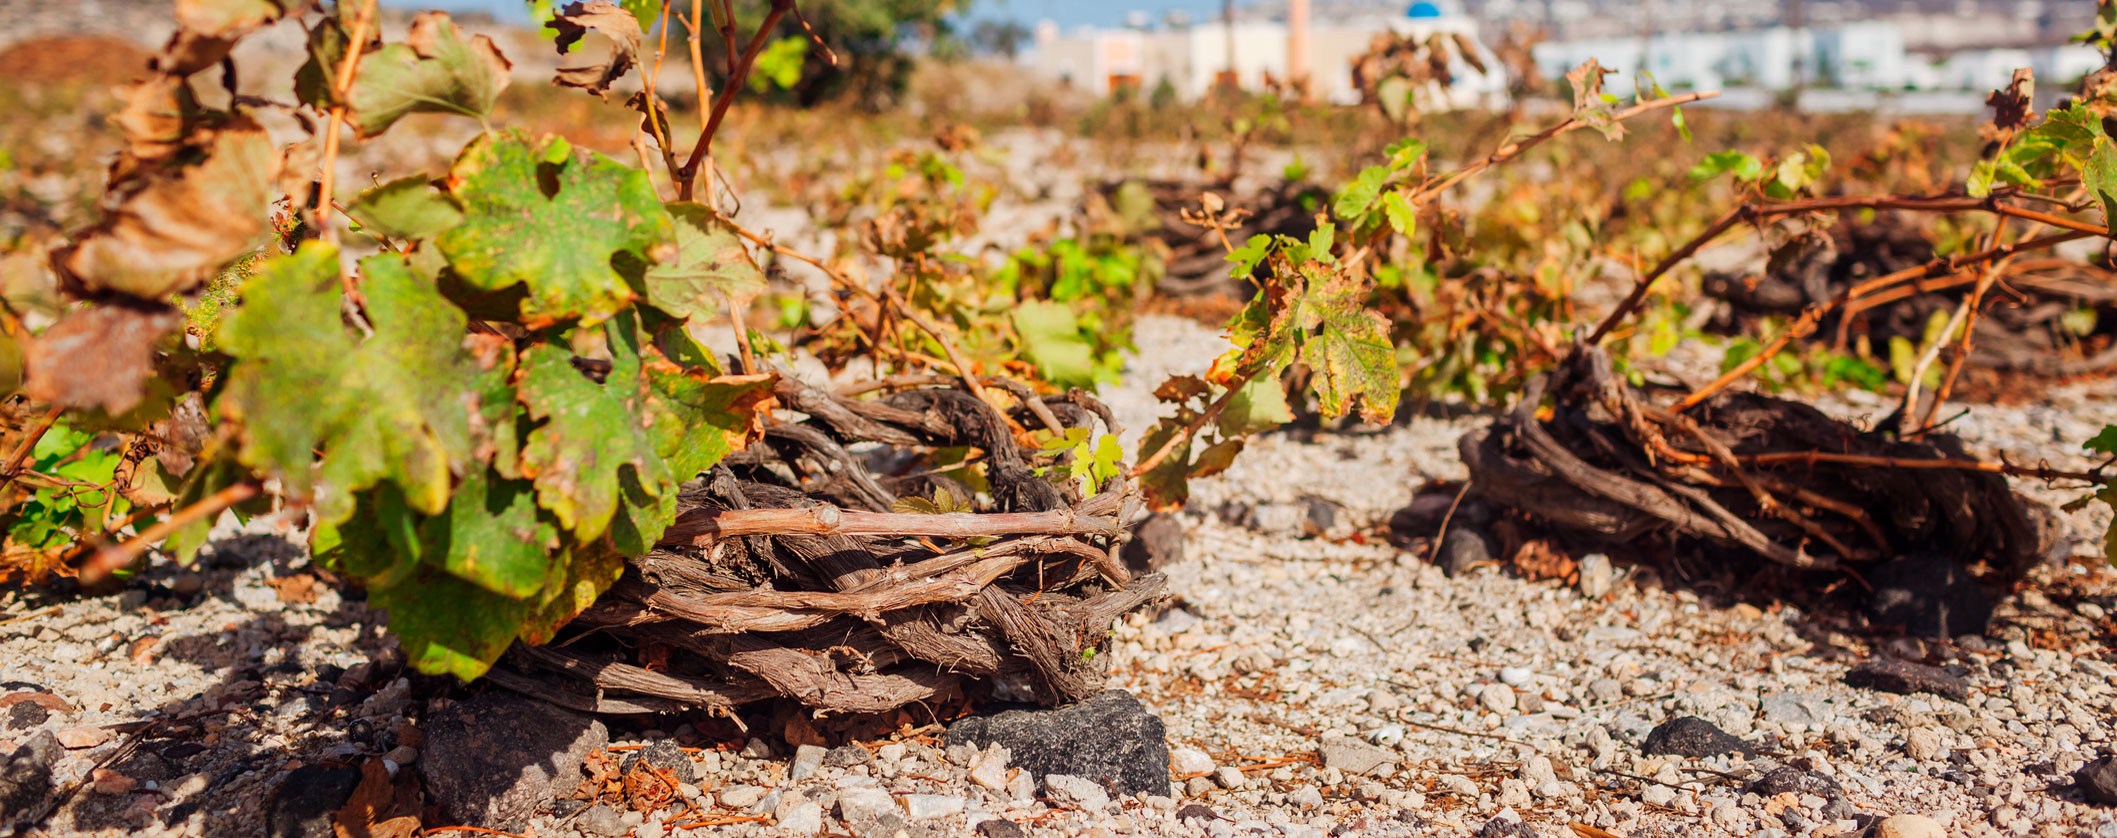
{"left": 394, "top": 0, "right": 1229, "bottom": 31}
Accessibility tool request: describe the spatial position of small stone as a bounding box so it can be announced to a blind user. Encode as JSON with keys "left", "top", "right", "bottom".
{"left": 1439, "top": 774, "right": 1479, "bottom": 798}
{"left": 875, "top": 742, "right": 906, "bottom": 763}
{"left": 777, "top": 801, "right": 825, "bottom": 835}
{"left": 90, "top": 768, "right": 135, "bottom": 795}
{"left": 900, "top": 794, "right": 965, "bottom": 820}
{"left": 1745, "top": 768, "right": 1852, "bottom": 820}
{"left": 1479, "top": 685, "right": 1517, "bottom": 715}
{"left": 5, "top": 703, "right": 47, "bottom": 731}
{"left": 824, "top": 745, "right": 872, "bottom": 767}
{"left": 1844, "top": 659, "right": 1971, "bottom": 701}
{"left": 578, "top": 804, "right": 627, "bottom": 837}
{"left": 740, "top": 737, "right": 773, "bottom": 759}
{"left": 1905, "top": 728, "right": 1945, "bottom": 761}
{"left": 1318, "top": 736, "right": 1398, "bottom": 776}
{"left": 789, "top": 744, "right": 828, "bottom": 781}
{"left": 1185, "top": 776, "right": 1214, "bottom": 797}
{"left": 1642, "top": 784, "right": 1678, "bottom": 807}
{"left": 1578, "top": 553, "right": 1614, "bottom": 598}
{"left": 1439, "top": 527, "right": 1494, "bottom": 577}
{"left": 1873, "top": 814, "right": 1947, "bottom": 838}
{"left": 1759, "top": 693, "right": 1829, "bottom": 726}
{"left": 720, "top": 785, "right": 767, "bottom": 810}
{"left": 1300, "top": 496, "right": 1337, "bottom": 538}
{"left": 968, "top": 746, "right": 1011, "bottom": 790}
{"left": 1587, "top": 678, "right": 1623, "bottom": 704}
{"left": 1366, "top": 690, "right": 1400, "bottom": 715}
{"left": 976, "top": 819, "right": 1029, "bottom": 838}
{"left": 2075, "top": 756, "right": 2117, "bottom": 805}
{"left": 1287, "top": 785, "right": 1324, "bottom": 809}
{"left": 1642, "top": 717, "right": 1751, "bottom": 758}
{"left": 54, "top": 727, "right": 113, "bottom": 749}
{"left": 1367, "top": 724, "right": 1406, "bottom": 746}
{"left": 1175, "top": 803, "right": 1221, "bottom": 822}
{"left": 1214, "top": 767, "right": 1245, "bottom": 789}
{"left": 1171, "top": 747, "right": 1215, "bottom": 776}
{"left": 1046, "top": 774, "right": 1111, "bottom": 811}
{"left": 943, "top": 690, "right": 1169, "bottom": 797}
{"left": 836, "top": 787, "right": 896, "bottom": 824}
{"left": 1498, "top": 667, "right": 1534, "bottom": 688}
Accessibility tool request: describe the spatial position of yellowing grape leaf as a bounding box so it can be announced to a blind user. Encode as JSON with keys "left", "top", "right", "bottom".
{"left": 218, "top": 245, "right": 518, "bottom": 520}
{"left": 299, "top": 12, "right": 512, "bottom": 139}
{"left": 640, "top": 203, "right": 764, "bottom": 322}
{"left": 435, "top": 132, "right": 673, "bottom": 328}
{"left": 1206, "top": 258, "right": 1400, "bottom": 424}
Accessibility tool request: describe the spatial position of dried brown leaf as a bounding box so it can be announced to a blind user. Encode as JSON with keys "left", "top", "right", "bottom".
{"left": 1511, "top": 538, "right": 1576, "bottom": 583}
{"left": 547, "top": 1, "right": 642, "bottom": 98}
{"left": 334, "top": 758, "right": 421, "bottom": 838}
{"left": 112, "top": 76, "right": 204, "bottom": 167}
{"left": 23, "top": 303, "right": 182, "bottom": 415}
{"left": 1982, "top": 68, "right": 2035, "bottom": 143}
{"left": 268, "top": 573, "right": 321, "bottom": 604}
{"left": 55, "top": 117, "right": 279, "bottom": 300}
{"left": 159, "top": 0, "right": 312, "bottom": 75}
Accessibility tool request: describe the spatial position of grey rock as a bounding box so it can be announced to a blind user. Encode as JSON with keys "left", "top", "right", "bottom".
{"left": 943, "top": 690, "right": 1169, "bottom": 796}
{"left": 1287, "top": 785, "right": 1324, "bottom": 809}
{"left": 578, "top": 803, "right": 627, "bottom": 837}
{"left": 1, "top": 732, "right": 64, "bottom": 829}
{"left": 1318, "top": 736, "right": 1399, "bottom": 776}
{"left": 778, "top": 800, "right": 825, "bottom": 835}
{"left": 1865, "top": 552, "right": 1991, "bottom": 638}
{"left": 1745, "top": 768, "right": 1852, "bottom": 819}
{"left": 824, "top": 744, "right": 873, "bottom": 767}
{"left": 1588, "top": 678, "right": 1624, "bottom": 704}
{"left": 264, "top": 764, "right": 361, "bottom": 838}
{"left": 1438, "top": 527, "right": 1494, "bottom": 577}
{"left": 1843, "top": 659, "right": 1970, "bottom": 701}
{"left": 1299, "top": 496, "right": 1337, "bottom": 538}
{"left": 1759, "top": 693, "right": 1830, "bottom": 726}
{"left": 789, "top": 744, "right": 827, "bottom": 781}
{"left": 623, "top": 739, "right": 697, "bottom": 785}
{"left": 2075, "top": 756, "right": 2117, "bottom": 805}
{"left": 420, "top": 692, "right": 609, "bottom": 829}
{"left": 1121, "top": 513, "right": 1185, "bottom": 573}
{"left": 1642, "top": 717, "right": 1752, "bottom": 758}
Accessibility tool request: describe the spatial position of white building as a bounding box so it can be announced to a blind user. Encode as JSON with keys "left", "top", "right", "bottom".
{"left": 1022, "top": 2, "right": 1507, "bottom": 108}
{"left": 1534, "top": 22, "right": 1916, "bottom": 93}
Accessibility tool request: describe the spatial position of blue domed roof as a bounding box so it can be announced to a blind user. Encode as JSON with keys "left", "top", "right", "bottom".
{"left": 1407, "top": 1, "right": 1443, "bottom": 17}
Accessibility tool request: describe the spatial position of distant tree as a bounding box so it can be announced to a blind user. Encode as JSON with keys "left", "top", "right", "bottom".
{"left": 970, "top": 19, "right": 1031, "bottom": 59}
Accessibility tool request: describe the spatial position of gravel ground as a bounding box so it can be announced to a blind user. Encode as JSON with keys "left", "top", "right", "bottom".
{"left": 4, "top": 315, "right": 2114, "bottom": 838}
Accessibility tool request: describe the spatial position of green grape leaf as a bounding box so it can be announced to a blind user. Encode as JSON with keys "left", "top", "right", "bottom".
{"left": 1136, "top": 418, "right": 1194, "bottom": 509}
{"left": 1012, "top": 300, "right": 1097, "bottom": 389}
{"left": 436, "top": 131, "right": 674, "bottom": 328}
{"left": 347, "top": 177, "right": 465, "bottom": 240}
{"left": 1295, "top": 264, "right": 1400, "bottom": 423}
{"left": 1218, "top": 374, "right": 1293, "bottom": 437}
{"left": 218, "top": 245, "right": 518, "bottom": 519}
{"left": 640, "top": 202, "right": 764, "bottom": 322}
{"left": 1689, "top": 150, "right": 1763, "bottom": 183}
{"left": 2084, "top": 138, "right": 2117, "bottom": 236}
{"left": 418, "top": 467, "right": 559, "bottom": 599}
{"left": 1190, "top": 438, "right": 1243, "bottom": 479}
{"left": 1381, "top": 190, "right": 1416, "bottom": 238}
{"left": 2087, "top": 425, "right": 2117, "bottom": 456}
{"left": 369, "top": 567, "right": 536, "bottom": 681}
{"left": 515, "top": 314, "right": 768, "bottom": 544}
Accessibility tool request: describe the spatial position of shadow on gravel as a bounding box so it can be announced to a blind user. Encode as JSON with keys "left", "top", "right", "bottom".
{"left": 18, "top": 532, "right": 408, "bottom": 838}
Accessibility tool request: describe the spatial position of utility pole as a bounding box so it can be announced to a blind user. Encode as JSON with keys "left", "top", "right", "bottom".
{"left": 1288, "top": 0, "right": 1311, "bottom": 100}
{"left": 1224, "top": 0, "right": 1236, "bottom": 92}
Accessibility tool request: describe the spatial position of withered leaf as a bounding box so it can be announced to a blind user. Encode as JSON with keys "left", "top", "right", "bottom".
{"left": 548, "top": 0, "right": 643, "bottom": 98}
{"left": 1565, "top": 58, "right": 1624, "bottom": 141}
{"left": 55, "top": 116, "right": 279, "bottom": 300}
{"left": 23, "top": 303, "right": 182, "bottom": 415}
{"left": 333, "top": 758, "right": 420, "bottom": 838}
{"left": 1982, "top": 68, "right": 2035, "bottom": 143}
{"left": 159, "top": 0, "right": 312, "bottom": 76}
{"left": 112, "top": 76, "right": 205, "bottom": 167}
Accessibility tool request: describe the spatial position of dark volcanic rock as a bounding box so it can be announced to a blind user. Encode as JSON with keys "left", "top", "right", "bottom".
{"left": 943, "top": 690, "right": 1169, "bottom": 797}
{"left": 1745, "top": 768, "right": 1853, "bottom": 819}
{"left": 1642, "top": 716, "right": 1752, "bottom": 757}
{"left": 421, "top": 692, "right": 609, "bottom": 829}
{"left": 2076, "top": 756, "right": 2117, "bottom": 805}
{"left": 1121, "top": 513, "right": 1185, "bottom": 574}
{"left": 5, "top": 702, "right": 47, "bottom": 730}
{"left": 1475, "top": 815, "right": 1538, "bottom": 838}
{"left": 0, "top": 731, "right": 62, "bottom": 829}
{"left": 265, "top": 763, "right": 361, "bottom": 838}
{"left": 823, "top": 744, "right": 873, "bottom": 767}
{"left": 976, "top": 818, "right": 1030, "bottom": 838}
{"left": 1843, "top": 658, "right": 1970, "bottom": 701}
{"left": 621, "top": 739, "right": 696, "bottom": 785}
{"left": 1865, "top": 552, "right": 1991, "bottom": 638}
